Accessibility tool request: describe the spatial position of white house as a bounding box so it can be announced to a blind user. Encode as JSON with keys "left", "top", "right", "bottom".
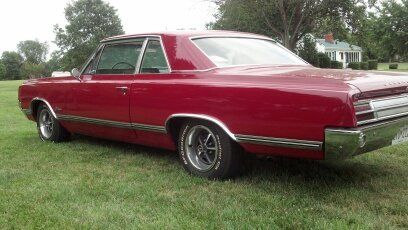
{"left": 316, "top": 34, "right": 362, "bottom": 68}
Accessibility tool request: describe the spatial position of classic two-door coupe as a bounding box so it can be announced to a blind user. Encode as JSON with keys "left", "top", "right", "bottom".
{"left": 19, "top": 31, "right": 408, "bottom": 179}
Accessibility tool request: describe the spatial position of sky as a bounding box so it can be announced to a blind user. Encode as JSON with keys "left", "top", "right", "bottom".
{"left": 0, "top": 0, "right": 217, "bottom": 57}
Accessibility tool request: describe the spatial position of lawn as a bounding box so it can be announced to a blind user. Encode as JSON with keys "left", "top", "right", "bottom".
{"left": 378, "top": 62, "right": 408, "bottom": 72}
{"left": 1, "top": 80, "right": 407, "bottom": 229}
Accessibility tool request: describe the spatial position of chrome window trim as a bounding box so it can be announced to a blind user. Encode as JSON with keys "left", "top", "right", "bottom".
{"left": 80, "top": 44, "right": 104, "bottom": 76}
{"left": 138, "top": 37, "right": 172, "bottom": 74}
{"left": 100, "top": 35, "right": 172, "bottom": 74}
{"left": 135, "top": 39, "right": 149, "bottom": 74}
{"left": 90, "top": 38, "right": 148, "bottom": 76}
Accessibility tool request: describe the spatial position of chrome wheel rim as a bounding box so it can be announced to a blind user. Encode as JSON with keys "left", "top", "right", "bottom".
{"left": 185, "top": 125, "right": 219, "bottom": 172}
{"left": 39, "top": 109, "right": 53, "bottom": 139}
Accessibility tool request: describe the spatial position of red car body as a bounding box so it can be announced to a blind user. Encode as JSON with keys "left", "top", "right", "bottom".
{"left": 18, "top": 31, "right": 408, "bottom": 161}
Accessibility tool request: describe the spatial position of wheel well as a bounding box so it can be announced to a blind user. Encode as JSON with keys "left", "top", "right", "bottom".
{"left": 166, "top": 117, "right": 188, "bottom": 144}
{"left": 30, "top": 100, "right": 44, "bottom": 121}
{"left": 166, "top": 116, "right": 237, "bottom": 144}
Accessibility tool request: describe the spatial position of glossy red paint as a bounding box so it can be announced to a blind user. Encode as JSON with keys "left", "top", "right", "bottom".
{"left": 18, "top": 31, "right": 408, "bottom": 160}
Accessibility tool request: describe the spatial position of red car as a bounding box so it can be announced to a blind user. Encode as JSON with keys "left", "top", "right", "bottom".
{"left": 18, "top": 31, "right": 408, "bottom": 179}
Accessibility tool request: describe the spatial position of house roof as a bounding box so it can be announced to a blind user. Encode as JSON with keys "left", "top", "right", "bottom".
{"left": 316, "top": 39, "right": 362, "bottom": 51}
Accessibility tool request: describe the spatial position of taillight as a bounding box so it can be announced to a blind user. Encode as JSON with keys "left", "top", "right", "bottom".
{"left": 354, "top": 101, "right": 375, "bottom": 125}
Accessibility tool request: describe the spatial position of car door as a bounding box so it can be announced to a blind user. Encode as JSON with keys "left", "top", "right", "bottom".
{"left": 62, "top": 38, "right": 146, "bottom": 142}
{"left": 129, "top": 38, "right": 174, "bottom": 147}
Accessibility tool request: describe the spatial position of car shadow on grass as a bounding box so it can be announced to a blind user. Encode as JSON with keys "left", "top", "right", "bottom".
{"left": 73, "top": 135, "right": 389, "bottom": 185}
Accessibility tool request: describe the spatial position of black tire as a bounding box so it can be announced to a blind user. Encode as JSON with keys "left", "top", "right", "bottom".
{"left": 36, "top": 103, "right": 70, "bottom": 142}
{"left": 178, "top": 120, "right": 243, "bottom": 179}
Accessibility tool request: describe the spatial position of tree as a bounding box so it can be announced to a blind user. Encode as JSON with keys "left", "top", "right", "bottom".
{"left": 21, "top": 62, "right": 47, "bottom": 79}
{"left": 211, "top": 0, "right": 372, "bottom": 50}
{"left": 0, "top": 61, "right": 5, "bottom": 80}
{"left": 1, "top": 51, "right": 23, "bottom": 80}
{"left": 297, "top": 34, "right": 319, "bottom": 66}
{"left": 370, "top": 0, "right": 408, "bottom": 61}
{"left": 44, "top": 51, "right": 64, "bottom": 76}
{"left": 54, "top": 0, "right": 124, "bottom": 70}
{"left": 17, "top": 40, "right": 48, "bottom": 64}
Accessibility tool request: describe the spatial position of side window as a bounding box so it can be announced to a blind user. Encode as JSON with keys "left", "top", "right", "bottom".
{"left": 140, "top": 40, "right": 170, "bottom": 73}
{"left": 83, "top": 49, "right": 102, "bottom": 75}
{"left": 96, "top": 41, "right": 144, "bottom": 74}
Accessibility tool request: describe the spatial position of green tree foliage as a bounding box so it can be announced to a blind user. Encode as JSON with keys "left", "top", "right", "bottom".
{"left": 0, "top": 61, "right": 5, "bottom": 80}
{"left": 210, "top": 0, "right": 370, "bottom": 50}
{"left": 348, "top": 62, "right": 361, "bottom": 70}
{"left": 21, "top": 62, "right": 47, "bottom": 79}
{"left": 368, "top": 60, "right": 378, "bottom": 70}
{"left": 297, "top": 34, "right": 319, "bottom": 66}
{"left": 54, "top": 0, "right": 124, "bottom": 70}
{"left": 1, "top": 51, "right": 23, "bottom": 80}
{"left": 317, "top": 53, "right": 331, "bottom": 68}
{"left": 44, "top": 51, "right": 64, "bottom": 76}
{"left": 369, "top": 0, "right": 407, "bottom": 61}
{"left": 17, "top": 40, "right": 49, "bottom": 64}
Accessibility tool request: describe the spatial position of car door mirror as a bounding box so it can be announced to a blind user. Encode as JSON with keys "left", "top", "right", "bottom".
{"left": 71, "top": 68, "right": 81, "bottom": 80}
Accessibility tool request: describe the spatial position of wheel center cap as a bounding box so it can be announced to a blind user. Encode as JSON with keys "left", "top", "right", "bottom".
{"left": 198, "top": 145, "right": 206, "bottom": 152}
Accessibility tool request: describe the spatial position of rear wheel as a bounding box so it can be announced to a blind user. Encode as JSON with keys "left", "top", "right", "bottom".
{"left": 36, "top": 104, "right": 70, "bottom": 142}
{"left": 178, "top": 120, "right": 242, "bottom": 179}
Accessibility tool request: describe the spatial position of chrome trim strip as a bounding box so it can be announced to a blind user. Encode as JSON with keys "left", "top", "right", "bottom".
{"left": 355, "top": 94, "right": 408, "bottom": 126}
{"left": 137, "top": 37, "right": 172, "bottom": 74}
{"left": 135, "top": 38, "right": 149, "bottom": 74}
{"left": 30, "top": 98, "right": 57, "bottom": 118}
{"left": 235, "top": 134, "right": 323, "bottom": 150}
{"left": 57, "top": 114, "right": 166, "bottom": 133}
{"left": 165, "top": 113, "right": 237, "bottom": 141}
{"left": 358, "top": 112, "right": 408, "bottom": 125}
{"left": 356, "top": 109, "right": 375, "bottom": 115}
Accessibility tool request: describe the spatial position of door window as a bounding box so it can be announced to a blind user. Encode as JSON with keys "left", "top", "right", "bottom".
{"left": 140, "top": 40, "right": 170, "bottom": 73}
{"left": 96, "top": 41, "right": 144, "bottom": 74}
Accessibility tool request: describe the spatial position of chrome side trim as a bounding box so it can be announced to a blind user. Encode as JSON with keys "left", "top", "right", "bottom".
{"left": 30, "top": 98, "right": 57, "bottom": 118}
{"left": 235, "top": 134, "right": 323, "bottom": 150}
{"left": 165, "top": 113, "right": 237, "bottom": 141}
{"left": 57, "top": 114, "right": 166, "bottom": 133}
{"left": 131, "top": 123, "right": 166, "bottom": 133}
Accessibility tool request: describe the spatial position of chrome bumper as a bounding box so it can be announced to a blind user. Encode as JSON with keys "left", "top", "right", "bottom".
{"left": 325, "top": 116, "right": 408, "bottom": 160}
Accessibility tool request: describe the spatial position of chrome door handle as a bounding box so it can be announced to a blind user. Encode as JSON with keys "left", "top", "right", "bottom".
{"left": 115, "top": 86, "right": 128, "bottom": 95}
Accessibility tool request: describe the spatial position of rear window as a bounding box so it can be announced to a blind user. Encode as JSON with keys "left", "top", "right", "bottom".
{"left": 192, "top": 37, "right": 307, "bottom": 67}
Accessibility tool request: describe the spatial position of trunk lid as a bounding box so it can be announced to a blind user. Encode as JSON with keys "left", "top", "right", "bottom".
{"left": 213, "top": 65, "right": 408, "bottom": 97}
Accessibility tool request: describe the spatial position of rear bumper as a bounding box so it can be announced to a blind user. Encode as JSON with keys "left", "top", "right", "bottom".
{"left": 325, "top": 116, "right": 408, "bottom": 160}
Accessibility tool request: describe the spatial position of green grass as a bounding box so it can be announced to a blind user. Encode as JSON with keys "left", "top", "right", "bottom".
{"left": 378, "top": 62, "right": 408, "bottom": 72}
{"left": 1, "top": 80, "right": 408, "bottom": 229}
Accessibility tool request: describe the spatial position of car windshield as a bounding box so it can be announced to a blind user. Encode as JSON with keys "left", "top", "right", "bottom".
{"left": 192, "top": 37, "right": 308, "bottom": 67}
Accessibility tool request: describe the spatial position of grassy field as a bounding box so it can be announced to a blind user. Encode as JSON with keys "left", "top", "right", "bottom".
{"left": 0, "top": 80, "right": 407, "bottom": 229}
{"left": 378, "top": 62, "right": 408, "bottom": 72}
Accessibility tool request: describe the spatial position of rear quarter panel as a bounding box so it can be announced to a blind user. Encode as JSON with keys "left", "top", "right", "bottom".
{"left": 130, "top": 73, "right": 356, "bottom": 159}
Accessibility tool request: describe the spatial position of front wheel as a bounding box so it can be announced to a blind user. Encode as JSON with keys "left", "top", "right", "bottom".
{"left": 178, "top": 120, "right": 243, "bottom": 179}
{"left": 36, "top": 104, "right": 70, "bottom": 142}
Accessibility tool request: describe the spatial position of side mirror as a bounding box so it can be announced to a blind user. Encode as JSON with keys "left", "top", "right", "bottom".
{"left": 71, "top": 68, "right": 81, "bottom": 80}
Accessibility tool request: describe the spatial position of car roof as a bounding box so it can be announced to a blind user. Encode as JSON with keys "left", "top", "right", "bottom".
{"left": 101, "top": 30, "right": 271, "bottom": 42}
